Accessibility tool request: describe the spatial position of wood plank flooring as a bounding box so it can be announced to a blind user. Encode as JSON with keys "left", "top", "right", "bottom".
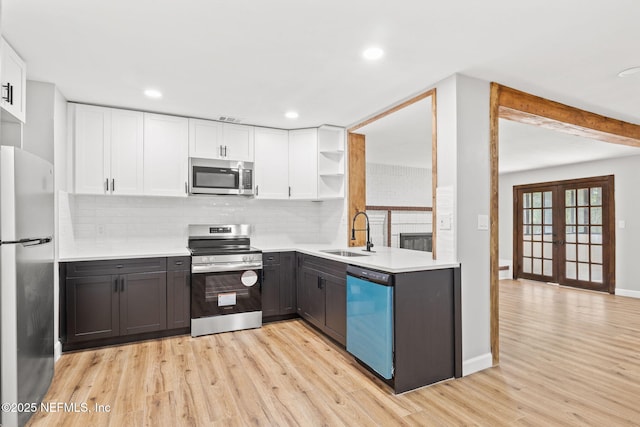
{"left": 27, "top": 279, "right": 640, "bottom": 426}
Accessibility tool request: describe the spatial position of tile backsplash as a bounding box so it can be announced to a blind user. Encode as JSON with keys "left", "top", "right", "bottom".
{"left": 58, "top": 192, "right": 347, "bottom": 255}
{"left": 366, "top": 163, "right": 432, "bottom": 207}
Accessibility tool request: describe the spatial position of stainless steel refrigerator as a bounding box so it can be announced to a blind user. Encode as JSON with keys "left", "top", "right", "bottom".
{"left": 1, "top": 146, "right": 54, "bottom": 427}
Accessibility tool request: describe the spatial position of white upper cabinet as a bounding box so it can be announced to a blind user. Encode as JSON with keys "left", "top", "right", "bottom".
{"left": 288, "top": 128, "right": 318, "bottom": 200}
{"left": 254, "top": 127, "right": 289, "bottom": 199}
{"left": 73, "top": 104, "right": 110, "bottom": 194}
{"left": 222, "top": 123, "right": 254, "bottom": 162}
{"left": 189, "top": 118, "right": 222, "bottom": 159}
{"left": 72, "top": 104, "right": 144, "bottom": 195}
{"left": 110, "top": 109, "right": 144, "bottom": 195}
{"left": 1, "top": 37, "right": 27, "bottom": 123}
{"left": 143, "top": 113, "right": 189, "bottom": 197}
{"left": 189, "top": 119, "right": 254, "bottom": 162}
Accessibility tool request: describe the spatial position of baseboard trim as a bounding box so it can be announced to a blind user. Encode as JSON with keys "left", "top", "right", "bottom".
{"left": 615, "top": 288, "right": 640, "bottom": 299}
{"left": 54, "top": 340, "right": 62, "bottom": 363}
{"left": 463, "top": 352, "right": 492, "bottom": 376}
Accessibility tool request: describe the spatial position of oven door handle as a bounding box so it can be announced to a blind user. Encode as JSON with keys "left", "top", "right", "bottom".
{"left": 192, "top": 262, "right": 263, "bottom": 274}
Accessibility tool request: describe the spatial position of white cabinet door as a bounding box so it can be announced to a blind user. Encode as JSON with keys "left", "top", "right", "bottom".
{"left": 289, "top": 128, "right": 318, "bottom": 199}
{"left": 0, "top": 38, "right": 27, "bottom": 123}
{"left": 222, "top": 123, "right": 254, "bottom": 162}
{"left": 254, "top": 127, "right": 289, "bottom": 199}
{"left": 73, "top": 104, "right": 110, "bottom": 194}
{"left": 110, "top": 109, "right": 144, "bottom": 195}
{"left": 143, "top": 113, "right": 189, "bottom": 197}
{"left": 189, "top": 118, "right": 223, "bottom": 159}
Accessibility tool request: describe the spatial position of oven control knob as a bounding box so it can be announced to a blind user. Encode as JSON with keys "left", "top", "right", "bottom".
{"left": 242, "top": 255, "right": 249, "bottom": 262}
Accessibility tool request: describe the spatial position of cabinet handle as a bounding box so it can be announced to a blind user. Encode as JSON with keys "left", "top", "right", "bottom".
{"left": 219, "top": 145, "right": 223, "bottom": 157}
{"left": 185, "top": 182, "right": 188, "bottom": 194}
{"left": 120, "top": 277, "right": 125, "bottom": 292}
{"left": 111, "top": 179, "right": 115, "bottom": 193}
{"left": 224, "top": 146, "right": 228, "bottom": 157}
{"left": 2, "top": 83, "right": 13, "bottom": 105}
{"left": 289, "top": 186, "right": 291, "bottom": 197}
{"left": 256, "top": 185, "right": 259, "bottom": 196}
{"left": 114, "top": 277, "right": 118, "bottom": 293}
{"left": 105, "top": 178, "right": 109, "bottom": 192}
{"left": 175, "top": 261, "right": 183, "bottom": 266}
{"left": 317, "top": 276, "right": 324, "bottom": 289}
{"left": 116, "top": 264, "right": 123, "bottom": 269}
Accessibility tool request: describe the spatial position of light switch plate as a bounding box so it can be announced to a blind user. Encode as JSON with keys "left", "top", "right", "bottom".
{"left": 478, "top": 214, "right": 489, "bottom": 231}
{"left": 439, "top": 214, "right": 452, "bottom": 230}
{"left": 619, "top": 220, "right": 626, "bottom": 229}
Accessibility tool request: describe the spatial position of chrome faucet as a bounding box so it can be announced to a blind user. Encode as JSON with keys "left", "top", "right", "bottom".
{"left": 351, "top": 211, "right": 375, "bottom": 252}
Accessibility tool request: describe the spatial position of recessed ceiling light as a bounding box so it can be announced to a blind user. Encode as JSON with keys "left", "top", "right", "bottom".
{"left": 285, "top": 111, "right": 299, "bottom": 119}
{"left": 144, "top": 89, "right": 163, "bottom": 98}
{"left": 617, "top": 67, "right": 640, "bottom": 77}
{"left": 363, "top": 47, "right": 384, "bottom": 61}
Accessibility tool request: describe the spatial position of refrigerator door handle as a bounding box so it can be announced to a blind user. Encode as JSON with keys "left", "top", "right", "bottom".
{"left": 0, "top": 236, "right": 53, "bottom": 246}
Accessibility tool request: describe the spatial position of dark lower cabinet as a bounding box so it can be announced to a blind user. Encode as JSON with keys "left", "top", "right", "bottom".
{"left": 167, "top": 257, "right": 191, "bottom": 329}
{"left": 262, "top": 252, "right": 297, "bottom": 320}
{"left": 61, "top": 256, "right": 190, "bottom": 351}
{"left": 297, "top": 254, "right": 346, "bottom": 345}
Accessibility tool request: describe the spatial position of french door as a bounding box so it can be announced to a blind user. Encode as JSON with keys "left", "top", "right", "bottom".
{"left": 514, "top": 175, "right": 615, "bottom": 293}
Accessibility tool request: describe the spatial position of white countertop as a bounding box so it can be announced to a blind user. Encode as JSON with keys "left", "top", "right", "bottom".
{"left": 59, "top": 243, "right": 190, "bottom": 262}
{"left": 59, "top": 242, "right": 458, "bottom": 273}
{"left": 260, "top": 244, "right": 459, "bottom": 273}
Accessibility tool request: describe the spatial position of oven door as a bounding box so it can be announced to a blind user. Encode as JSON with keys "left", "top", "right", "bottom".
{"left": 191, "top": 268, "right": 262, "bottom": 318}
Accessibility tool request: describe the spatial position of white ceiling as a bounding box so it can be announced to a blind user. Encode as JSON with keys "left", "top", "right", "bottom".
{"left": 4, "top": 0, "right": 640, "bottom": 131}
{"left": 360, "top": 97, "right": 431, "bottom": 168}
{"left": 499, "top": 120, "right": 640, "bottom": 174}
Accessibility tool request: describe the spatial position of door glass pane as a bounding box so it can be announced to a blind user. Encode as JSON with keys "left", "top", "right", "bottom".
{"left": 532, "top": 242, "right": 542, "bottom": 258}
{"left": 523, "top": 209, "right": 531, "bottom": 224}
{"left": 523, "top": 257, "right": 532, "bottom": 273}
{"left": 566, "top": 262, "right": 577, "bottom": 279}
{"left": 591, "top": 226, "right": 602, "bottom": 244}
{"left": 578, "top": 226, "right": 589, "bottom": 243}
{"left": 591, "top": 207, "right": 602, "bottom": 225}
{"left": 523, "top": 225, "right": 532, "bottom": 239}
{"left": 578, "top": 263, "right": 590, "bottom": 281}
{"left": 578, "top": 207, "right": 589, "bottom": 225}
{"left": 565, "top": 208, "right": 576, "bottom": 225}
{"left": 533, "top": 259, "right": 542, "bottom": 275}
{"left": 544, "top": 209, "right": 553, "bottom": 224}
{"left": 532, "top": 226, "right": 542, "bottom": 241}
{"left": 523, "top": 242, "right": 532, "bottom": 257}
{"left": 566, "top": 244, "right": 577, "bottom": 261}
{"left": 532, "top": 192, "right": 542, "bottom": 208}
{"left": 590, "top": 187, "right": 602, "bottom": 206}
{"left": 591, "top": 245, "right": 603, "bottom": 264}
{"left": 591, "top": 265, "right": 603, "bottom": 283}
{"left": 565, "top": 189, "right": 576, "bottom": 207}
{"left": 543, "top": 242, "right": 553, "bottom": 258}
{"left": 523, "top": 193, "right": 531, "bottom": 208}
{"left": 543, "top": 226, "right": 553, "bottom": 241}
{"left": 544, "top": 191, "right": 553, "bottom": 207}
{"left": 532, "top": 209, "right": 542, "bottom": 224}
{"left": 543, "top": 260, "right": 553, "bottom": 276}
{"left": 577, "top": 244, "right": 589, "bottom": 262}
{"left": 577, "top": 188, "right": 589, "bottom": 206}
{"left": 566, "top": 226, "right": 576, "bottom": 243}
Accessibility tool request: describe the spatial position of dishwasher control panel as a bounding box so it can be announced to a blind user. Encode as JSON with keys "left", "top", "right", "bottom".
{"left": 346, "top": 265, "right": 393, "bottom": 286}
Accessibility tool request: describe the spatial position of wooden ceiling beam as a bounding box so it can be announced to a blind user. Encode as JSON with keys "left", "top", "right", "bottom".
{"left": 497, "top": 85, "right": 640, "bottom": 148}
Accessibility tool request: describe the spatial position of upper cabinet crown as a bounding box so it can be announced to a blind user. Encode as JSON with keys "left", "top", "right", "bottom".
{"left": 1, "top": 37, "right": 27, "bottom": 123}
{"left": 72, "top": 104, "right": 144, "bottom": 195}
{"left": 189, "top": 119, "right": 254, "bottom": 162}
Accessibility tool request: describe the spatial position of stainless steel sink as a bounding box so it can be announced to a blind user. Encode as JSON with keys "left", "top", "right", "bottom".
{"left": 320, "top": 249, "right": 370, "bottom": 257}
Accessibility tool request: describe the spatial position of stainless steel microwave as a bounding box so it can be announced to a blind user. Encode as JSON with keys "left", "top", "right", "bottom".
{"left": 189, "top": 158, "right": 254, "bottom": 196}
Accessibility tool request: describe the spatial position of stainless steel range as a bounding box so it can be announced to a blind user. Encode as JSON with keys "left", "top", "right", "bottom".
{"left": 188, "top": 224, "right": 263, "bottom": 337}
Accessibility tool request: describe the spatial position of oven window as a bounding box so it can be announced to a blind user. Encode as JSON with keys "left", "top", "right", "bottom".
{"left": 193, "top": 167, "right": 239, "bottom": 189}
{"left": 204, "top": 275, "right": 248, "bottom": 301}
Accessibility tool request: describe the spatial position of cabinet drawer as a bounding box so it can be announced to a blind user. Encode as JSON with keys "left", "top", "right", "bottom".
{"left": 263, "top": 253, "right": 280, "bottom": 265}
{"left": 167, "top": 256, "right": 190, "bottom": 271}
{"left": 65, "top": 257, "right": 167, "bottom": 277}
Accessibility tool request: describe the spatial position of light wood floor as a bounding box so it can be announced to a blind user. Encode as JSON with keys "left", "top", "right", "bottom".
{"left": 28, "top": 279, "right": 640, "bottom": 426}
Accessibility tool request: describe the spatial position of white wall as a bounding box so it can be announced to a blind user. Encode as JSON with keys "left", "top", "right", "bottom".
{"left": 436, "top": 74, "right": 492, "bottom": 375}
{"left": 58, "top": 195, "right": 346, "bottom": 255}
{"left": 499, "top": 154, "right": 640, "bottom": 297}
{"left": 366, "top": 163, "right": 431, "bottom": 207}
